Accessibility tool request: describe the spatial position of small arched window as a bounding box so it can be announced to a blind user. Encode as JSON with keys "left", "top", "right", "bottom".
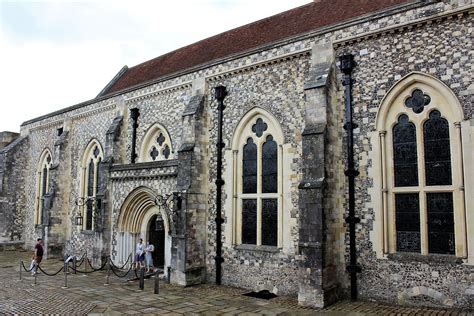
{"left": 232, "top": 110, "right": 284, "bottom": 247}
{"left": 138, "top": 123, "right": 173, "bottom": 162}
{"left": 34, "top": 149, "right": 52, "bottom": 225}
{"left": 376, "top": 73, "right": 466, "bottom": 257}
{"left": 81, "top": 140, "right": 104, "bottom": 231}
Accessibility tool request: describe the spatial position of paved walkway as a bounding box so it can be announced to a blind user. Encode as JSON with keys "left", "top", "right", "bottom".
{"left": 0, "top": 250, "right": 470, "bottom": 315}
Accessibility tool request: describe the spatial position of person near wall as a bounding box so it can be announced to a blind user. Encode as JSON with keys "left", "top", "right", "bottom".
{"left": 134, "top": 238, "right": 145, "bottom": 269}
{"left": 30, "top": 238, "right": 43, "bottom": 275}
{"left": 145, "top": 241, "right": 155, "bottom": 273}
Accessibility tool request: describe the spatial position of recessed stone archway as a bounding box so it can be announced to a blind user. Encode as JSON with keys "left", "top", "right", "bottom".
{"left": 115, "top": 186, "right": 172, "bottom": 273}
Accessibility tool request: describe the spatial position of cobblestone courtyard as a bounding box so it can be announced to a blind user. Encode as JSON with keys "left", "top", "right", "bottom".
{"left": 0, "top": 250, "right": 471, "bottom": 315}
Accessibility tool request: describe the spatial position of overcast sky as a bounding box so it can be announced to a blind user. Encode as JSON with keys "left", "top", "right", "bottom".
{"left": 0, "top": 0, "right": 310, "bottom": 132}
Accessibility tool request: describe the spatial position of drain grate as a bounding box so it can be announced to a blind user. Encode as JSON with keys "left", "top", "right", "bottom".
{"left": 242, "top": 290, "right": 277, "bottom": 300}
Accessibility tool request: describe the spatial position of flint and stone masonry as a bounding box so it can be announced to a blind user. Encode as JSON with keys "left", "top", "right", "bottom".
{"left": 0, "top": 0, "right": 472, "bottom": 310}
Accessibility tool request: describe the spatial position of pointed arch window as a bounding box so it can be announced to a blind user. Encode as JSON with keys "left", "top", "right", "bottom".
{"left": 81, "top": 141, "right": 103, "bottom": 231}
{"left": 233, "top": 113, "right": 284, "bottom": 248}
{"left": 34, "top": 150, "right": 53, "bottom": 225}
{"left": 376, "top": 74, "right": 467, "bottom": 258}
{"left": 138, "top": 123, "right": 173, "bottom": 162}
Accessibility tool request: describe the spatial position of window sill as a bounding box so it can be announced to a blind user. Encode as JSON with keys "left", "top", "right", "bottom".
{"left": 81, "top": 230, "right": 95, "bottom": 236}
{"left": 234, "top": 244, "right": 280, "bottom": 253}
{"left": 387, "top": 252, "right": 463, "bottom": 265}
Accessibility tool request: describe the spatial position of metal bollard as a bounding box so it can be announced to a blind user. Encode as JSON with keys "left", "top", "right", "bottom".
{"left": 34, "top": 269, "right": 37, "bottom": 285}
{"left": 167, "top": 266, "right": 171, "bottom": 284}
{"left": 62, "top": 265, "right": 68, "bottom": 289}
{"left": 154, "top": 269, "right": 159, "bottom": 294}
{"left": 104, "top": 258, "right": 110, "bottom": 286}
{"left": 139, "top": 267, "right": 144, "bottom": 290}
{"left": 73, "top": 257, "right": 77, "bottom": 274}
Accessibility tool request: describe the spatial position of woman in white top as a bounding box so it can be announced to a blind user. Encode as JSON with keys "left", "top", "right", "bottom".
{"left": 135, "top": 238, "right": 145, "bottom": 269}
{"left": 145, "top": 242, "right": 155, "bottom": 273}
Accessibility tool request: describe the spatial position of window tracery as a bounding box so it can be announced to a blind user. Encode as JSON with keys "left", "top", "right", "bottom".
{"left": 376, "top": 73, "right": 466, "bottom": 257}
{"left": 139, "top": 124, "right": 173, "bottom": 162}
{"left": 232, "top": 110, "right": 284, "bottom": 248}
{"left": 80, "top": 140, "right": 103, "bottom": 231}
{"left": 34, "top": 149, "right": 52, "bottom": 225}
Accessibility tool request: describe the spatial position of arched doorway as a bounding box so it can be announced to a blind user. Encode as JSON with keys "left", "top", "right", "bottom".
{"left": 147, "top": 214, "right": 165, "bottom": 268}
{"left": 116, "top": 187, "right": 173, "bottom": 275}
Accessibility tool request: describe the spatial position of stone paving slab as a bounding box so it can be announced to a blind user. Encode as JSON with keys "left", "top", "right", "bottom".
{"left": 0, "top": 250, "right": 472, "bottom": 315}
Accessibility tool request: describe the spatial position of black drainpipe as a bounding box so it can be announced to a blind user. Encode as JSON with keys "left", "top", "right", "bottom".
{"left": 340, "top": 54, "right": 361, "bottom": 300}
{"left": 130, "top": 108, "right": 140, "bottom": 163}
{"left": 214, "top": 85, "right": 227, "bottom": 285}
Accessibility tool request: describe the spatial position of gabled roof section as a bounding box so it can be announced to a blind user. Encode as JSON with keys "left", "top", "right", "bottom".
{"left": 103, "top": 0, "right": 414, "bottom": 95}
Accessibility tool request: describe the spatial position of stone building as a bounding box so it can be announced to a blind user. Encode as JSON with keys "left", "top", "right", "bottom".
{"left": 0, "top": 0, "right": 473, "bottom": 309}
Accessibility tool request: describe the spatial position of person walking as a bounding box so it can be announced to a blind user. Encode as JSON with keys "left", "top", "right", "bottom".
{"left": 145, "top": 241, "right": 155, "bottom": 273}
{"left": 135, "top": 238, "right": 145, "bottom": 269}
{"left": 31, "top": 238, "right": 44, "bottom": 275}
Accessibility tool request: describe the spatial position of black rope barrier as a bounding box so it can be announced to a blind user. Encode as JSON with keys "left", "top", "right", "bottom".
{"left": 86, "top": 257, "right": 107, "bottom": 272}
{"left": 21, "top": 260, "right": 35, "bottom": 272}
{"left": 37, "top": 265, "right": 64, "bottom": 276}
{"left": 110, "top": 264, "right": 133, "bottom": 278}
{"left": 109, "top": 254, "right": 131, "bottom": 270}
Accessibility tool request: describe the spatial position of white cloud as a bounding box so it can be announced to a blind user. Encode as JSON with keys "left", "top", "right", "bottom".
{"left": 0, "top": 0, "right": 310, "bottom": 132}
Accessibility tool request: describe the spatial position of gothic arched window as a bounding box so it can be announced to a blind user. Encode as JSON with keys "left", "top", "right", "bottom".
{"left": 232, "top": 111, "right": 284, "bottom": 248}
{"left": 81, "top": 140, "right": 103, "bottom": 231}
{"left": 376, "top": 73, "right": 467, "bottom": 257}
{"left": 34, "top": 149, "right": 52, "bottom": 225}
{"left": 138, "top": 123, "right": 173, "bottom": 162}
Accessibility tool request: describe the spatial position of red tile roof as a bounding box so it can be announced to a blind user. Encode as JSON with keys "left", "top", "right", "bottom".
{"left": 104, "top": 0, "right": 413, "bottom": 95}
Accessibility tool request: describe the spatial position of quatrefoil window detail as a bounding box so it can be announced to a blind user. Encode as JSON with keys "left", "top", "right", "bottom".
{"left": 93, "top": 146, "right": 100, "bottom": 158}
{"left": 157, "top": 133, "right": 165, "bottom": 146}
{"left": 405, "top": 89, "right": 431, "bottom": 114}
{"left": 46, "top": 155, "right": 52, "bottom": 164}
{"left": 150, "top": 146, "right": 159, "bottom": 161}
{"left": 163, "top": 145, "right": 170, "bottom": 159}
{"left": 252, "top": 118, "right": 268, "bottom": 137}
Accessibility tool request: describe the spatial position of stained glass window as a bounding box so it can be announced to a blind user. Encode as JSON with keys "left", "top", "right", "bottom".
{"left": 424, "top": 110, "right": 452, "bottom": 186}
{"left": 427, "top": 193, "right": 455, "bottom": 254}
{"left": 243, "top": 138, "right": 257, "bottom": 194}
{"left": 242, "top": 199, "right": 257, "bottom": 244}
{"left": 262, "top": 136, "right": 278, "bottom": 193}
{"left": 393, "top": 115, "right": 418, "bottom": 187}
{"left": 395, "top": 193, "right": 420, "bottom": 253}
{"left": 262, "top": 199, "right": 278, "bottom": 246}
{"left": 96, "top": 158, "right": 102, "bottom": 194}
{"left": 86, "top": 159, "right": 94, "bottom": 230}
{"left": 42, "top": 167, "right": 48, "bottom": 197}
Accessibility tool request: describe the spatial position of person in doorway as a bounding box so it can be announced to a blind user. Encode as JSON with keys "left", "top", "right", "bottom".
{"left": 31, "top": 238, "right": 43, "bottom": 275}
{"left": 145, "top": 241, "right": 155, "bottom": 273}
{"left": 135, "top": 238, "right": 145, "bottom": 269}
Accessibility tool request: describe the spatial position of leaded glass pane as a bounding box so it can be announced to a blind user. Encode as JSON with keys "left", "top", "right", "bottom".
{"left": 393, "top": 115, "right": 418, "bottom": 187}
{"left": 42, "top": 167, "right": 48, "bottom": 196}
{"left": 242, "top": 199, "right": 257, "bottom": 244}
{"left": 243, "top": 138, "right": 257, "bottom": 194}
{"left": 424, "top": 110, "right": 452, "bottom": 186}
{"left": 86, "top": 199, "right": 93, "bottom": 230}
{"left": 427, "top": 192, "right": 455, "bottom": 255}
{"left": 87, "top": 159, "right": 94, "bottom": 197}
{"left": 262, "top": 135, "right": 278, "bottom": 193}
{"left": 96, "top": 158, "right": 101, "bottom": 194}
{"left": 395, "top": 193, "right": 420, "bottom": 253}
{"left": 262, "top": 199, "right": 278, "bottom": 246}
